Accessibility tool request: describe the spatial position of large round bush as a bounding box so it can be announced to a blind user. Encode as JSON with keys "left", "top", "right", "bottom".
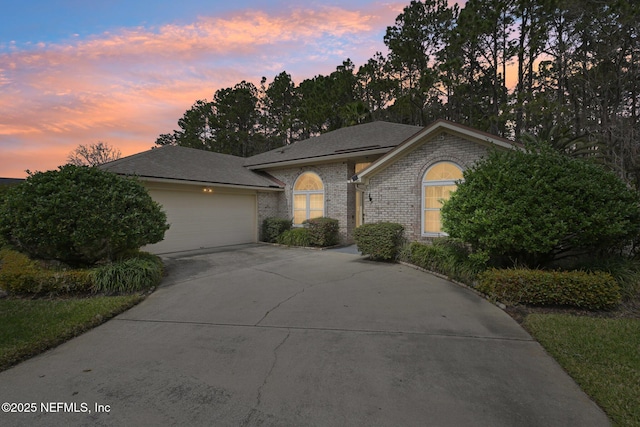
{"left": 0, "top": 165, "right": 169, "bottom": 266}
{"left": 441, "top": 146, "right": 640, "bottom": 267}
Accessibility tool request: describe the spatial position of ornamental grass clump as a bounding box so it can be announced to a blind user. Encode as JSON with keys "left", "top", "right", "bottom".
{"left": 276, "top": 228, "right": 313, "bottom": 247}
{"left": 405, "top": 239, "right": 488, "bottom": 284}
{"left": 91, "top": 253, "right": 163, "bottom": 294}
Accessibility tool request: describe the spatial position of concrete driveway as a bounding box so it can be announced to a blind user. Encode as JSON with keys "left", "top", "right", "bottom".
{"left": 0, "top": 244, "right": 609, "bottom": 426}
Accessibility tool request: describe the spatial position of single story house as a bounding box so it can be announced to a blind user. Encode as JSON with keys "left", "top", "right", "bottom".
{"left": 0, "top": 178, "right": 25, "bottom": 186}
{"left": 101, "top": 119, "right": 517, "bottom": 254}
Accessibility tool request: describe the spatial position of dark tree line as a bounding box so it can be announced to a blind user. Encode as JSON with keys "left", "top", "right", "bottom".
{"left": 156, "top": 0, "right": 640, "bottom": 187}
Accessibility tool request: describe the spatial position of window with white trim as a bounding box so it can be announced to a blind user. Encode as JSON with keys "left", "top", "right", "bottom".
{"left": 422, "top": 162, "right": 463, "bottom": 235}
{"left": 293, "top": 172, "right": 324, "bottom": 225}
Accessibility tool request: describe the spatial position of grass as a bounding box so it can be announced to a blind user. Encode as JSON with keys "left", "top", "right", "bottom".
{"left": 0, "top": 295, "right": 143, "bottom": 371}
{"left": 524, "top": 314, "right": 640, "bottom": 427}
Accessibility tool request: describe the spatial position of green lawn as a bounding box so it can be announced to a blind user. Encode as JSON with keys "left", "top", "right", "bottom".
{"left": 0, "top": 295, "right": 143, "bottom": 371}
{"left": 524, "top": 314, "right": 640, "bottom": 427}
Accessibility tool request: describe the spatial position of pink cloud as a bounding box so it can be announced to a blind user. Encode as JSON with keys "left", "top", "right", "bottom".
{"left": 0, "top": 2, "right": 405, "bottom": 178}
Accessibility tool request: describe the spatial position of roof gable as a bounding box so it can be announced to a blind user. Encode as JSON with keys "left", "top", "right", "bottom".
{"left": 245, "top": 121, "right": 423, "bottom": 169}
{"left": 101, "top": 145, "right": 282, "bottom": 190}
{"left": 352, "top": 119, "right": 520, "bottom": 183}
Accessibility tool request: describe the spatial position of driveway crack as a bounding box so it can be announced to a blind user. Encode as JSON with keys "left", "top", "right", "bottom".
{"left": 251, "top": 266, "right": 303, "bottom": 284}
{"left": 241, "top": 329, "right": 291, "bottom": 426}
{"left": 255, "top": 288, "right": 305, "bottom": 326}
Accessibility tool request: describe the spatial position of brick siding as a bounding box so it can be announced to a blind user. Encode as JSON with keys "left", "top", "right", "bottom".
{"left": 257, "top": 162, "right": 355, "bottom": 243}
{"left": 364, "top": 132, "right": 490, "bottom": 242}
{"left": 256, "top": 132, "right": 495, "bottom": 244}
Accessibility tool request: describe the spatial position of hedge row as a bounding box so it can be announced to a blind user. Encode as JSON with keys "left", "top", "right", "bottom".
{"left": 0, "top": 249, "right": 93, "bottom": 294}
{"left": 477, "top": 268, "right": 621, "bottom": 310}
{"left": 405, "top": 240, "right": 488, "bottom": 284}
{"left": 0, "top": 248, "right": 163, "bottom": 296}
{"left": 263, "top": 217, "right": 339, "bottom": 247}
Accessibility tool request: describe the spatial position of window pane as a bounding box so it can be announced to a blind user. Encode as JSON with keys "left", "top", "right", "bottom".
{"left": 424, "top": 210, "right": 442, "bottom": 233}
{"left": 293, "top": 211, "right": 307, "bottom": 225}
{"left": 309, "top": 194, "right": 323, "bottom": 210}
{"left": 425, "top": 163, "right": 463, "bottom": 181}
{"left": 293, "top": 194, "right": 306, "bottom": 210}
{"left": 294, "top": 173, "right": 323, "bottom": 190}
{"left": 424, "top": 185, "right": 457, "bottom": 208}
{"left": 309, "top": 210, "right": 323, "bottom": 220}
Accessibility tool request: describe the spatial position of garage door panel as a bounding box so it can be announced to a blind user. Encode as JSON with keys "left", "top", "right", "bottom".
{"left": 145, "top": 188, "right": 256, "bottom": 254}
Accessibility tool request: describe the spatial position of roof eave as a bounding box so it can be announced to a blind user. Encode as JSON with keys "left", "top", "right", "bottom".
{"left": 245, "top": 147, "right": 393, "bottom": 170}
{"left": 114, "top": 175, "right": 284, "bottom": 191}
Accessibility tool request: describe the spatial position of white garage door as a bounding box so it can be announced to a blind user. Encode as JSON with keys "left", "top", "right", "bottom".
{"left": 144, "top": 185, "right": 257, "bottom": 254}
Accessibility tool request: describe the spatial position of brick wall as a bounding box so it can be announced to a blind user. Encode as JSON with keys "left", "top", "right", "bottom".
{"left": 256, "top": 132, "right": 497, "bottom": 244}
{"left": 364, "top": 132, "right": 490, "bottom": 242}
{"left": 258, "top": 162, "right": 354, "bottom": 243}
{"left": 256, "top": 191, "right": 284, "bottom": 240}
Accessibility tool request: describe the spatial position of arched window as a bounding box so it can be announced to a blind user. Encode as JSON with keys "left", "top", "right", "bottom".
{"left": 422, "top": 162, "right": 463, "bottom": 235}
{"left": 293, "top": 172, "right": 324, "bottom": 225}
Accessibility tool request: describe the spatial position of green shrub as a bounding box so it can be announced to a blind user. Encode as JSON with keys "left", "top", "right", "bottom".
{"left": 441, "top": 145, "right": 640, "bottom": 268}
{"left": 91, "top": 253, "right": 163, "bottom": 294}
{"left": 276, "top": 228, "right": 313, "bottom": 247}
{"left": 353, "top": 222, "right": 404, "bottom": 261}
{"left": 0, "top": 249, "right": 93, "bottom": 295}
{"left": 0, "top": 165, "right": 169, "bottom": 266}
{"left": 406, "top": 239, "right": 488, "bottom": 284}
{"left": 304, "top": 217, "right": 340, "bottom": 247}
{"left": 262, "top": 217, "right": 292, "bottom": 243}
{"left": 477, "top": 268, "right": 621, "bottom": 310}
{"left": 569, "top": 256, "right": 640, "bottom": 301}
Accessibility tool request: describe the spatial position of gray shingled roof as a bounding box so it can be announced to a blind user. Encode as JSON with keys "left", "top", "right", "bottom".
{"left": 101, "top": 145, "right": 282, "bottom": 189}
{"left": 244, "top": 121, "right": 423, "bottom": 168}
{"left": 0, "top": 178, "right": 24, "bottom": 186}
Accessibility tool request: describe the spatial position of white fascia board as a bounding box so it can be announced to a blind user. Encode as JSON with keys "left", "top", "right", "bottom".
{"left": 245, "top": 147, "right": 392, "bottom": 170}
{"left": 134, "top": 176, "right": 284, "bottom": 191}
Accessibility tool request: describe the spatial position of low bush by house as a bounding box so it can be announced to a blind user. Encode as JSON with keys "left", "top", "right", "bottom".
{"left": 304, "top": 217, "right": 339, "bottom": 247}
{"left": 276, "top": 228, "right": 313, "bottom": 247}
{"left": 0, "top": 248, "right": 162, "bottom": 296}
{"left": 477, "top": 268, "right": 621, "bottom": 310}
{"left": 265, "top": 216, "right": 340, "bottom": 247}
{"left": 262, "top": 217, "right": 292, "bottom": 243}
{"left": 354, "top": 222, "right": 404, "bottom": 261}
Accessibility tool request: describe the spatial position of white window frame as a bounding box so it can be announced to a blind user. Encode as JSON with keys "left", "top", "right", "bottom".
{"left": 421, "top": 162, "right": 463, "bottom": 237}
{"left": 292, "top": 172, "right": 325, "bottom": 225}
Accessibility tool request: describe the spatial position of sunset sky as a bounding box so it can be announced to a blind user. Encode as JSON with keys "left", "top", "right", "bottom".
{"left": 0, "top": 0, "right": 421, "bottom": 178}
